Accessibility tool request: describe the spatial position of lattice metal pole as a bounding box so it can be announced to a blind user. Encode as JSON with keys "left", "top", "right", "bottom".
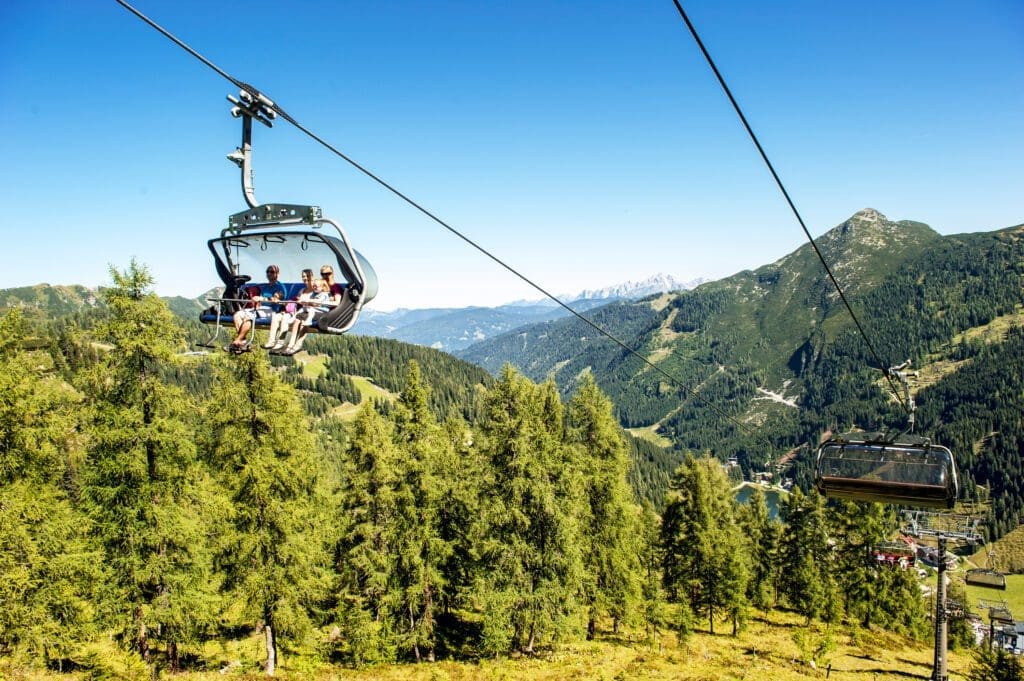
{"left": 933, "top": 534, "right": 948, "bottom": 681}
{"left": 901, "top": 511, "right": 982, "bottom": 681}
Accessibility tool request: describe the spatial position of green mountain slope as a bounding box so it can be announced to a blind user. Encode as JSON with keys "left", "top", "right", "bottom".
{"left": 459, "top": 209, "right": 942, "bottom": 430}
{"left": 459, "top": 211, "right": 1024, "bottom": 527}
{"left": 0, "top": 284, "right": 104, "bottom": 321}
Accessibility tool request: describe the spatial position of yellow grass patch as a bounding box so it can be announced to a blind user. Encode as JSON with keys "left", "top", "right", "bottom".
{"left": 7, "top": 609, "right": 967, "bottom": 681}
{"left": 627, "top": 424, "right": 673, "bottom": 448}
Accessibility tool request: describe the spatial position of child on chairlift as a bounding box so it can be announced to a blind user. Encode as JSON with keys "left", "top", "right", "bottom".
{"left": 270, "top": 278, "right": 332, "bottom": 356}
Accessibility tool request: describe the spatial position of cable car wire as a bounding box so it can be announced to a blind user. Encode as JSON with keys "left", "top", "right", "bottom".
{"left": 113, "top": 0, "right": 762, "bottom": 440}
{"left": 670, "top": 0, "right": 907, "bottom": 410}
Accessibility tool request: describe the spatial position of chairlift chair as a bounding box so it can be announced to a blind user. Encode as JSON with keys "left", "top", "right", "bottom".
{"left": 199, "top": 203, "right": 378, "bottom": 340}
{"left": 813, "top": 431, "right": 958, "bottom": 509}
{"left": 197, "top": 88, "right": 378, "bottom": 347}
{"left": 966, "top": 548, "right": 1007, "bottom": 590}
{"left": 966, "top": 569, "right": 1007, "bottom": 590}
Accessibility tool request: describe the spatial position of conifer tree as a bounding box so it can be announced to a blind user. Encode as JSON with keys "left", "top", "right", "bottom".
{"left": 778, "top": 488, "right": 836, "bottom": 625}
{"left": 0, "top": 310, "right": 101, "bottom": 665}
{"left": 475, "top": 366, "right": 583, "bottom": 655}
{"left": 660, "top": 454, "right": 749, "bottom": 635}
{"left": 828, "top": 500, "right": 889, "bottom": 628}
{"left": 78, "top": 262, "right": 217, "bottom": 669}
{"left": 335, "top": 402, "right": 401, "bottom": 665}
{"left": 736, "top": 486, "right": 780, "bottom": 612}
{"left": 637, "top": 500, "right": 670, "bottom": 643}
{"left": 436, "top": 413, "right": 483, "bottom": 616}
{"left": 390, "top": 361, "right": 450, "bottom": 662}
{"left": 207, "top": 350, "right": 329, "bottom": 676}
{"left": 567, "top": 373, "right": 642, "bottom": 639}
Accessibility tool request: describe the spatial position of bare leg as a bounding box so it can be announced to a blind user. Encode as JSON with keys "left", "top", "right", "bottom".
{"left": 264, "top": 313, "right": 283, "bottom": 348}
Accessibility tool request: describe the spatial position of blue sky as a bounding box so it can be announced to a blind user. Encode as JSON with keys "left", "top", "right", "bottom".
{"left": 1, "top": 1, "right": 1021, "bottom": 310}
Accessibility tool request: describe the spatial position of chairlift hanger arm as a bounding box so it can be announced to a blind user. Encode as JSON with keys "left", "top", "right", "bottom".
{"left": 886, "top": 360, "right": 920, "bottom": 433}
{"left": 226, "top": 88, "right": 277, "bottom": 209}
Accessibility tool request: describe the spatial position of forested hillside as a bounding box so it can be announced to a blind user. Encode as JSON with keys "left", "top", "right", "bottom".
{"left": 1, "top": 262, "right": 957, "bottom": 678}
{"left": 459, "top": 211, "right": 1024, "bottom": 532}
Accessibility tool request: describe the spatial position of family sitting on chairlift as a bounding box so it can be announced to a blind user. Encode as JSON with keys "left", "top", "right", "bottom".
{"left": 228, "top": 264, "right": 346, "bottom": 355}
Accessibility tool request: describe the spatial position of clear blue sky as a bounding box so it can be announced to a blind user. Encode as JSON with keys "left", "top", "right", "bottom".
{"left": 1, "top": 1, "right": 1021, "bottom": 310}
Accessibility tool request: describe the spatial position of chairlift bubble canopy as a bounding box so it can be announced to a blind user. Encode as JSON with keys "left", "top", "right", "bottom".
{"left": 814, "top": 431, "right": 958, "bottom": 509}
{"left": 201, "top": 203, "right": 378, "bottom": 335}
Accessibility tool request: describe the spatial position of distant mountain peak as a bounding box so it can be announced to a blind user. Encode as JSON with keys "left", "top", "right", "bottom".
{"left": 851, "top": 207, "right": 885, "bottom": 223}
{"left": 572, "top": 273, "right": 700, "bottom": 301}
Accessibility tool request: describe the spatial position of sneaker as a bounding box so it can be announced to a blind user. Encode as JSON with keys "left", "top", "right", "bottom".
{"left": 261, "top": 340, "right": 277, "bottom": 349}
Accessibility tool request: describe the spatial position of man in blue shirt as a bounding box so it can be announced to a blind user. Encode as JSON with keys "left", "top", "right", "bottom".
{"left": 228, "top": 264, "right": 287, "bottom": 352}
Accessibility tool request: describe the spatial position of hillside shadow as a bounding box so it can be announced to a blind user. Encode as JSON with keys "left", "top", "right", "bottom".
{"left": 858, "top": 669, "right": 924, "bottom": 679}
{"left": 896, "top": 656, "right": 932, "bottom": 669}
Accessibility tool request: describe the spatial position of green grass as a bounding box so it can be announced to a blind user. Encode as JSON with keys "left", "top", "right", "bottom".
{"left": 333, "top": 375, "right": 397, "bottom": 420}
{"left": 0, "top": 609, "right": 975, "bottom": 680}
{"left": 626, "top": 425, "right": 673, "bottom": 448}
{"left": 968, "top": 525, "right": 1024, "bottom": 574}
{"left": 298, "top": 353, "right": 329, "bottom": 380}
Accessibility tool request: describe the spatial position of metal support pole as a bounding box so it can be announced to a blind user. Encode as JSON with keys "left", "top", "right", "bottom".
{"left": 933, "top": 535, "right": 948, "bottom": 681}
{"left": 237, "top": 114, "right": 257, "bottom": 209}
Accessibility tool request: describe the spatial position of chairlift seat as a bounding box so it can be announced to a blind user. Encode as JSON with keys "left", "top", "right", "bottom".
{"left": 199, "top": 207, "right": 378, "bottom": 337}
{"left": 965, "top": 569, "right": 1007, "bottom": 590}
{"left": 814, "top": 431, "right": 958, "bottom": 509}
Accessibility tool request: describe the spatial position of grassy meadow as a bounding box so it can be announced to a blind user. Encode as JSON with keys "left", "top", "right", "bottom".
{"left": 1, "top": 608, "right": 981, "bottom": 681}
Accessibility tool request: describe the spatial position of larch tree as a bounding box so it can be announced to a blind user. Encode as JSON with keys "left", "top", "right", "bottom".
{"left": 735, "top": 485, "right": 780, "bottom": 613}
{"left": 390, "top": 361, "right": 450, "bottom": 662}
{"left": 0, "top": 309, "right": 101, "bottom": 666}
{"left": 828, "top": 499, "right": 891, "bottom": 629}
{"left": 78, "top": 262, "right": 217, "bottom": 670}
{"left": 566, "top": 373, "right": 642, "bottom": 639}
{"left": 475, "top": 367, "right": 583, "bottom": 655}
{"left": 660, "top": 454, "right": 749, "bottom": 635}
{"left": 207, "top": 350, "right": 329, "bottom": 676}
{"left": 778, "top": 488, "right": 837, "bottom": 626}
{"left": 335, "top": 402, "right": 400, "bottom": 665}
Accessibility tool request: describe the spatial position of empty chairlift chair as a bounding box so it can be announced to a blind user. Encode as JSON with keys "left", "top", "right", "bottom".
{"left": 966, "top": 549, "right": 1007, "bottom": 590}
{"left": 813, "top": 431, "right": 958, "bottom": 509}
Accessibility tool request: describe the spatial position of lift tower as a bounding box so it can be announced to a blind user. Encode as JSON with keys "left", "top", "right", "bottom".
{"left": 902, "top": 511, "right": 982, "bottom": 681}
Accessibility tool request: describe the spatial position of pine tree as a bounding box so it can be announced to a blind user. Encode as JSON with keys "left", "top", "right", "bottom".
{"left": 567, "top": 373, "right": 642, "bottom": 639}
{"left": 207, "top": 350, "right": 329, "bottom": 675}
{"left": 78, "top": 262, "right": 218, "bottom": 669}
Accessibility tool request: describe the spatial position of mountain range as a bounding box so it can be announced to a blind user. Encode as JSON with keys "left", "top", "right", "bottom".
{"left": 326, "top": 273, "right": 702, "bottom": 351}
{"left": 4, "top": 208, "right": 1024, "bottom": 533}
{"left": 456, "top": 208, "right": 1024, "bottom": 528}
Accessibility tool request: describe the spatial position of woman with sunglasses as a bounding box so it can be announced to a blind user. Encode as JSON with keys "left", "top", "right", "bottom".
{"left": 273, "top": 265, "right": 344, "bottom": 355}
